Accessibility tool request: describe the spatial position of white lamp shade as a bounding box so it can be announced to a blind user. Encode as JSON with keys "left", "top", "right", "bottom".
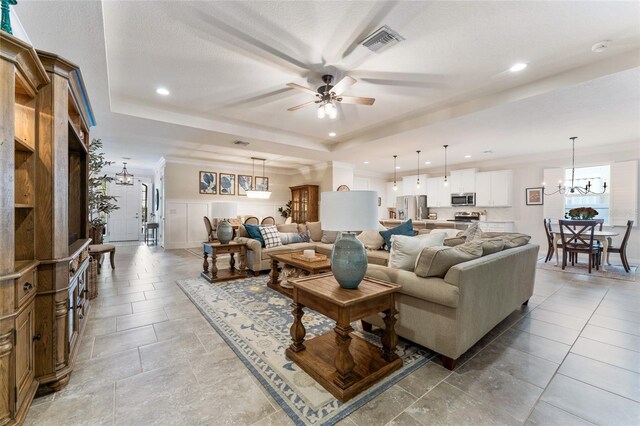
{"left": 320, "top": 191, "right": 378, "bottom": 232}
{"left": 210, "top": 202, "right": 238, "bottom": 218}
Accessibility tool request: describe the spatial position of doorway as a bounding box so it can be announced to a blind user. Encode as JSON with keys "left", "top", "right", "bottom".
{"left": 107, "top": 181, "right": 141, "bottom": 241}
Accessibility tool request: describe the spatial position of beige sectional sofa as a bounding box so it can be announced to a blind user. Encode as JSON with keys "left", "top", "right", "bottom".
{"left": 363, "top": 243, "right": 539, "bottom": 369}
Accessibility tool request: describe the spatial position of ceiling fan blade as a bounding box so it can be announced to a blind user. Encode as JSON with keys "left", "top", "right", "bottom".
{"left": 286, "top": 83, "right": 318, "bottom": 96}
{"left": 331, "top": 76, "right": 357, "bottom": 95}
{"left": 287, "top": 101, "right": 317, "bottom": 111}
{"left": 337, "top": 96, "right": 375, "bottom": 106}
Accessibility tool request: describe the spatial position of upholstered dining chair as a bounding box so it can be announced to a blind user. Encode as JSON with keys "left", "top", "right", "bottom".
{"left": 244, "top": 216, "right": 259, "bottom": 225}
{"left": 203, "top": 216, "right": 216, "bottom": 242}
{"left": 261, "top": 216, "right": 275, "bottom": 225}
{"left": 558, "top": 220, "right": 602, "bottom": 273}
{"left": 608, "top": 220, "right": 634, "bottom": 272}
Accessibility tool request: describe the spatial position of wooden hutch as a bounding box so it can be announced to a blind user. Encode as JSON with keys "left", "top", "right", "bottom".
{"left": 0, "top": 32, "right": 94, "bottom": 425}
{"left": 289, "top": 185, "right": 319, "bottom": 223}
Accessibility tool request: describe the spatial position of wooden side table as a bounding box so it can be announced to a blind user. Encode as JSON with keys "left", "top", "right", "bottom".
{"left": 267, "top": 252, "right": 332, "bottom": 298}
{"left": 201, "top": 242, "right": 247, "bottom": 283}
{"left": 286, "top": 273, "right": 402, "bottom": 402}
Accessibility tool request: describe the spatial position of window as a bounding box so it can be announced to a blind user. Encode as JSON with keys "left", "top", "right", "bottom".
{"left": 564, "top": 165, "right": 610, "bottom": 224}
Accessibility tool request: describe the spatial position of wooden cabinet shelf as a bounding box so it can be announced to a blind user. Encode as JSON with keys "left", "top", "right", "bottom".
{"left": 15, "top": 203, "right": 34, "bottom": 209}
{"left": 15, "top": 136, "right": 35, "bottom": 153}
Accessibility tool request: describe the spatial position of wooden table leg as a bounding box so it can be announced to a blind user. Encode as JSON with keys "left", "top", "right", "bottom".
{"left": 229, "top": 252, "right": 236, "bottom": 272}
{"left": 334, "top": 323, "right": 355, "bottom": 389}
{"left": 269, "top": 258, "right": 279, "bottom": 286}
{"left": 239, "top": 247, "right": 246, "bottom": 275}
{"left": 211, "top": 251, "right": 218, "bottom": 279}
{"left": 203, "top": 251, "right": 209, "bottom": 276}
{"left": 381, "top": 305, "right": 399, "bottom": 362}
{"left": 289, "top": 302, "right": 306, "bottom": 352}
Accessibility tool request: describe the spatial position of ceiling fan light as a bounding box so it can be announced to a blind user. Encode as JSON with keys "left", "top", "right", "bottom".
{"left": 317, "top": 105, "right": 326, "bottom": 119}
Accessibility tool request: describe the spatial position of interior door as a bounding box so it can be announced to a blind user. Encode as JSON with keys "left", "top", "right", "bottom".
{"left": 107, "top": 182, "right": 141, "bottom": 241}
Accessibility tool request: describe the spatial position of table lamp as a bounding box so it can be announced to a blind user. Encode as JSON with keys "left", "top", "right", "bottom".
{"left": 210, "top": 202, "right": 238, "bottom": 244}
{"left": 320, "top": 191, "right": 379, "bottom": 289}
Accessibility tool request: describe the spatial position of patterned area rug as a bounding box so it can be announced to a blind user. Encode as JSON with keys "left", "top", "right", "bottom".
{"left": 176, "top": 276, "right": 434, "bottom": 426}
{"left": 537, "top": 260, "right": 638, "bottom": 282}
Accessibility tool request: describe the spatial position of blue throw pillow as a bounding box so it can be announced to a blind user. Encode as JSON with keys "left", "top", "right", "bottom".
{"left": 379, "top": 219, "right": 414, "bottom": 251}
{"left": 243, "top": 223, "right": 265, "bottom": 247}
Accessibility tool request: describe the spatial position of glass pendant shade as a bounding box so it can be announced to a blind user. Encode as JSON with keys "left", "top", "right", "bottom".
{"left": 246, "top": 157, "right": 272, "bottom": 199}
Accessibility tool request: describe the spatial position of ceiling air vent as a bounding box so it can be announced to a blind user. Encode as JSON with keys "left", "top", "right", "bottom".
{"left": 361, "top": 25, "right": 405, "bottom": 52}
{"left": 233, "top": 140, "right": 250, "bottom": 147}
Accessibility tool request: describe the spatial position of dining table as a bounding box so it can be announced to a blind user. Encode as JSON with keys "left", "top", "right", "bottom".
{"left": 550, "top": 227, "right": 619, "bottom": 271}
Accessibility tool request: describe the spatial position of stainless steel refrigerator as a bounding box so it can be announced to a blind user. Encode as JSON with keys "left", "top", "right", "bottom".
{"left": 396, "top": 195, "right": 428, "bottom": 220}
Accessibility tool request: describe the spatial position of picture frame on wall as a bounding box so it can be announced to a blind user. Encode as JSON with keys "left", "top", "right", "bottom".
{"left": 199, "top": 171, "right": 217, "bottom": 194}
{"left": 255, "top": 176, "right": 269, "bottom": 191}
{"left": 525, "top": 187, "right": 544, "bottom": 205}
{"left": 219, "top": 173, "right": 236, "bottom": 195}
{"left": 238, "top": 175, "right": 252, "bottom": 196}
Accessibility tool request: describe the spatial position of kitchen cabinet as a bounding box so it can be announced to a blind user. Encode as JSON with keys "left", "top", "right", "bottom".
{"left": 401, "top": 174, "right": 428, "bottom": 196}
{"left": 475, "top": 170, "right": 513, "bottom": 207}
{"left": 449, "top": 168, "right": 477, "bottom": 194}
{"left": 478, "top": 222, "right": 515, "bottom": 233}
{"left": 386, "top": 182, "right": 398, "bottom": 207}
{"left": 426, "top": 177, "right": 451, "bottom": 207}
{"left": 290, "top": 185, "right": 319, "bottom": 223}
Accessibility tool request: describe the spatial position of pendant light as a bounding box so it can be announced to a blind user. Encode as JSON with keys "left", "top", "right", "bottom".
{"left": 443, "top": 145, "right": 449, "bottom": 187}
{"left": 416, "top": 150, "right": 421, "bottom": 189}
{"left": 246, "top": 157, "right": 272, "bottom": 199}
{"left": 115, "top": 162, "right": 134, "bottom": 186}
{"left": 543, "top": 137, "right": 608, "bottom": 195}
{"left": 393, "top": 155, "right": 398, "bottom": 191}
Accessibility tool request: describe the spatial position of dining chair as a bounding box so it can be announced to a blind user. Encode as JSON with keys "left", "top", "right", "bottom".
{"left": 244, "top": 216, "right": 259, "bottom": 225}
{"left": 594, "top": 219, "right": 604, "bottom": 231}
{"left": 608, "top": 220, "right": 634, "bottom": 273}
{"left": 543, "top": 219, "right": 555, "bottom": 262}
{"left": 558, "top": 220, "right": 602, "bottom": 273}
{"left": 203, "top": 216, "right": 216, "bottom": 242}
{"left": 261, "top": 216, "right": 275, "bottom": 225}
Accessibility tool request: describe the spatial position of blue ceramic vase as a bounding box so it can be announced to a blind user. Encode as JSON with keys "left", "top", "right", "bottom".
{"left": 331, "top": 233, "right": 367, "bottom": 289}
{"left": 216, "top": 219, "right": 234, "bottom": 244}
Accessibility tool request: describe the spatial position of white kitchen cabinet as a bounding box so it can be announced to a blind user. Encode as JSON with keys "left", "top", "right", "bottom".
{"left": 478, "top": 222, "right": 515, "bottom": 233}
{"left": 427, "top": 177, "right": 451, "bottom": 207}
{"left": 475, "top": 170, "right": 513, "bottom": 207}
{"left": 449, "top": 168, "right": 477, "bottom": 194}
{"left": 386, "top": 181, "right": 398, "bottom": 208}
{"left": 401, "top": 174, "right": 428, "bottom": 196}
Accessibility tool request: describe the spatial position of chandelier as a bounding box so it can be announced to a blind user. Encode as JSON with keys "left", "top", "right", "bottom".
{"left": 115, "top": 162, "right": 134, "bottom": 186}
{"left": 246, "top": 157, "right": 272, "bottom": 199}
{"left": 544, "top": 137, "right": 608, "bottom": 195}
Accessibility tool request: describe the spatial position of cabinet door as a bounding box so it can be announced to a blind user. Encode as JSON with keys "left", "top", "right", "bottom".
{"left": 490, "top": 170, "right": 513, "bottom": 206}
{"left": 440, "top": 178, "right": 451, "bottom": 207}
{"left": 15, "top": 302, "right": 35, "bottom": 411}
{"left": 416, "top": 174, "right": 428, "bottom": 195}
{"left": 426, "top": 178, "right": 441, "bottom": 207}
{"left": 462, "top": 169, "right": 476, "bottom": 193}
{"left": 401, "top": 176, "right": 416, "bottom": 196}
{"left": 448, "top": 171, "right": 462, "bottom": 194}
{"left": 386, "top": 182, "right": 397, "bottom": 207}
{"left": 475, "top": 172, "right": 492, "bottom": 206}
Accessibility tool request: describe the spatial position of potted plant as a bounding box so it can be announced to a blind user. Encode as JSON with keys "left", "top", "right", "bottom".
{"left": 278, "top": 201, "right": 292, "bottom": 219}
{"left": 565, "top": 207, "right": 599, "bottom": 220}
{"left": 88, "top": 138, "right": 119, "bottom": 244}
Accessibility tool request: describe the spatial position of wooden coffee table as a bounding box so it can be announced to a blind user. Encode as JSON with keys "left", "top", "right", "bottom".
{"left": 201, "top": 241, "right": 247, "bottom": 283}
{"left": 286, "top": 273, "right": 402, "bottom": 402}
{"left": 267, "top": 251, "right": 331, "bottom": 297}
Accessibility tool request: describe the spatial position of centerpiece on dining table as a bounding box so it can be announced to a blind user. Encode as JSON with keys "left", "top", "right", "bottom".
{"left": 565, "top": 207, "right": 599, "bottom": 220}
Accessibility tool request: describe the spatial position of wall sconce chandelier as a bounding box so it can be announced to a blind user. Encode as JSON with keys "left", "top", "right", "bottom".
{"left": 115, "top": 162, "right": 134, "bottom": 186}
{"left": 543, "top": 137, "right": 608, "bottom": 195}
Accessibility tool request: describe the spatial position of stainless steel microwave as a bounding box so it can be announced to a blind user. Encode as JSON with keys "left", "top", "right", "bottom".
{"left": 451, "top": 193, "right": 476, "bottom": 206}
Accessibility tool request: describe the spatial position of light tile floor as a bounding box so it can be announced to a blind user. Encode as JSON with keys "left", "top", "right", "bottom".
{"left": 25, "top": 245, "right": 640, "bottom": 425}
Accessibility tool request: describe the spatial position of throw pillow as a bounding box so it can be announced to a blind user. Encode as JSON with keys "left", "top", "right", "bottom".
{"left": 443, "top": 236, "right": 466, "bottom": 247}
{"left": 475, "top": 236, "right": 505, "bottom": 256}
{"left": 457, "top": 222, "right": 481, "bottom": 242}
{"left": 357, "top": 225, "right": 387, "bottom": 250}
{"left": 321, "top": 231, "right": 340, "bottom": 244}
{"left": 243, "top": 223, "right": 265, "bottom": 247}
{"left": 259, "top": 225, "right": 282, "bottom": 249}
{"left": 414, "top": 241, "right": 483, "bottom": 278}
{"left": 388, "top": 233, "right": 446, "bottom": 271}
{"left": 280, "top": 230, "right": 311, "bottom": 245}
{"left": 379, "top": 219, "right": 414, "bottom": 251}
{"left": 430, "top": 228, "right": 461, "bottom": 238}
{"left": 306, "top": 222, "right": 323, "bottom": 242}
{"left": 500, "top": 233, "right": 531, "bottom": 249}
{"left": 277, "top": 223, "right": 298, "bottom": 233}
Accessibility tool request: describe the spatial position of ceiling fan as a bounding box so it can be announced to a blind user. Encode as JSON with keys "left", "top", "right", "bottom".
{"left": 286, "top": 74, "right": 375, "bottom": 119}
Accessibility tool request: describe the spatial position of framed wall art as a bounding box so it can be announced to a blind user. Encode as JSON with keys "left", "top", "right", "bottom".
{"left": 255, "top": 176, "right": 269, "bottom": 191}
{"left": 199, "top": 171, "right": 217, "bottom": 194}
{"left": 525, "top": 187, "right": 544, "bottom": 206}
{"left": 219, "top": 173, "right": 236, "bottom": 195}
{"left": 238, "top": 175, "right": 252, "bottom": 196}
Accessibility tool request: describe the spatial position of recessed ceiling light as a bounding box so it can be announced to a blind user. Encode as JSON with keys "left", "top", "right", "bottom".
{"left": 424, "top": 161, "right": 431, "bottom": 165}
{"left": 591, "top": 40, "right": 609, "bottom": 53}
{"left": 156, "top": 87, "right": 170, "bottom": 96}
{"left": 464, "top": 155, "right": 472, "bottom": 158}
{"left": 509, "top": 63, "right": 527, "bottom": 72}
{"left": 363, "top": 161, "right": 369, "bottom": 164}
{"left": 328, "top": 132, "right": 336, "bottom": 137}
{"left": 396, "top": 166, "right": 401, "bottom": 169}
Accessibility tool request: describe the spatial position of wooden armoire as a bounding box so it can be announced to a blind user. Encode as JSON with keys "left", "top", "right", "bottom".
{"left": 289, "top": 185, "right": 319, "bottom": 223}
{"left": 0, "top": 32, "right": 94, "bottom": 425}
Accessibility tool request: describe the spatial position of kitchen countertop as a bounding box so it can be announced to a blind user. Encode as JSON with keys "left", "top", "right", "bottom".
{"left": 382, "top": 219, "right": 515, "bottom": 223}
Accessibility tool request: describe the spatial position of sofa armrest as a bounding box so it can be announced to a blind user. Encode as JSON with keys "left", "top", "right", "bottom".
{"left": 235, "top": 237, "right": 262, "bottom": 254}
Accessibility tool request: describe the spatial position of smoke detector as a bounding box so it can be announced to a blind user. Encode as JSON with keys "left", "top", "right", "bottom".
{"left": 591, "top": 40, "right": 610, "bottom": 53}
{"left": 361, "top": 25, "right": 405, "bottom": 53}
{"left": 233, "top": 140, "right": 250, "bottom": 147}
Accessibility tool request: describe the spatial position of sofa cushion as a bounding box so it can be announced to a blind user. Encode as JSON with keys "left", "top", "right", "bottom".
{"left": 321, "top": 231, "right": 340, "bottom": 244}
{"left": 457, "top": 222, "right": 481, "bottom": 242}
{"left": 277, "top": 223, "right": 299, "bottom": 233}
{"left": 260, "top": 242, "right": 316, "bottom": 260}
{"left": 312, "top": 242, "right": 333, "bottom": 256}
{"left": 237, "top": 224, "right": 249, "bottom": 238}
{"left": 365, "top": 250, "right": 390, "bottom": 266}
{"left": 379, "top": 219, "right": 414, "bottom": 251}
{"left": 306, "top": 222, "right": 323, "bottom": 242}
{"left": 500, "top": 233, "right": 531, "bottom": 249}
{"left": 243, "top": 223, "right": 265, "bottom": 247}
{"left": 478, "top": 237, "right": 505, "bottom": 255}
{"left": 415, "top": 241, "right": 483, "bottom": 278}
{"left": 430, "top": 228, "right": 460, "bottom": 238}
{"left": 388, "top": 233, "right": 446, "bottom": 271}
{"left": 280, "top": 230, "right": 310, "bottom": 245}
{"left": 259, "top": 225, "right": 282, "bottom": 249}
{"left": 443, "top": 236, "right": 466, "bottom": 247}
{"left": 357, "top": 225, "right": 387, "bottom": 250}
